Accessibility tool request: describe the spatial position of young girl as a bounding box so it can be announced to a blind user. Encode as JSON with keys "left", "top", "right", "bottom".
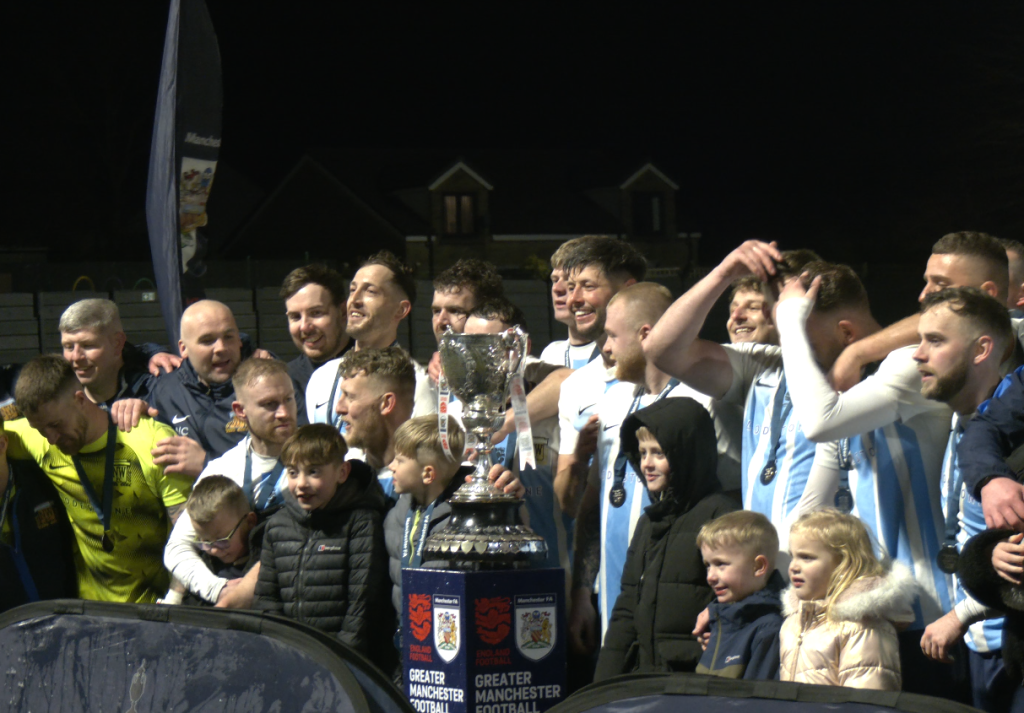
{"left": 780, "top": 509, "right": 917, "bottom": 690}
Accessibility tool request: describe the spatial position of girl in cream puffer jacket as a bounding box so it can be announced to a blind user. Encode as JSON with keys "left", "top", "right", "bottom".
{"left": 779, "top": 509, "right": 917, "bottom": 690}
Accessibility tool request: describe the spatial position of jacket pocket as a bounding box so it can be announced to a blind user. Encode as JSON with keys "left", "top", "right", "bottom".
{"left": 654, "top": 633, "right": 702, "bottom": 673}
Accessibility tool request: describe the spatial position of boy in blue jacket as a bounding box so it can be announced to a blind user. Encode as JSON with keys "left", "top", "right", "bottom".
{"left": 695, "top": 510, "right": 785, "bottom": 680}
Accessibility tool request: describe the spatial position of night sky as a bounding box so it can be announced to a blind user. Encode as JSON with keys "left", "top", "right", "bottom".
{"left": 6, "top": 3, "right": 1023, "bottom": 266}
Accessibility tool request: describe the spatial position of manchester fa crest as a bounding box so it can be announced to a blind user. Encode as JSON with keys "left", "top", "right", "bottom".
{"left": 514, "top": 593, "right": 556, "bottom": 661}
{"left": 433, "top": 594, "right": 461, "bottom": 663}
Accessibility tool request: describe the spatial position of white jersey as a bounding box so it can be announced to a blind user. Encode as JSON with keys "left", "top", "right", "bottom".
{"left": 540, "top": 339, "right": 600, "bottom": 369}
{"left": 164, "top": 436, "right": 287, "bottom": 603}
{"left": 305, "top": 351, "right": 436, "bottom": 426}
{"left": 558, "top": 357, "right": 618, "bottom": 456}
{"left": 777, "top": 299, "right": 952, "bottom": 628}
{"left": 720, "top": 343, "right": 824, "bottom": 551}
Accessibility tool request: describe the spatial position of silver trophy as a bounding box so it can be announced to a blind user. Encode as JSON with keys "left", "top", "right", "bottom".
{"left": 423, "top": 327, "right": 547, "bottom": 568}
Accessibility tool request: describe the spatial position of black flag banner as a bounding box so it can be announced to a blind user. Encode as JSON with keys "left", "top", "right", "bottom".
{"left": 145, "top": 0, "right": 223, "bottom": 345}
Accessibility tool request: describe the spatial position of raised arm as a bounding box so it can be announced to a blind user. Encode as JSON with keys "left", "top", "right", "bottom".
{"left": 492, "top": 366, "right": 574, "bottom": 444}
{"left": 645, "top": 240, "right": 783, "bottom": 400}
{"left": 554, "top": 416, "right": 598, "bottom": 516}
{"left": 829, "top": 314, "right": 920, "bottom": 391}
{"left": 775, "top": 285, "right": 903, "bottom": 441}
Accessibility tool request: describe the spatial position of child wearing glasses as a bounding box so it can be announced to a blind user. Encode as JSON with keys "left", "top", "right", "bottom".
{"left": 184, "top": 476, "right": 262, "bottom": 594}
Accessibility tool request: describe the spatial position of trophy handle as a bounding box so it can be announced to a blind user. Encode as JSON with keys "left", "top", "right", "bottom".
{"left": 502, "top": 326, "right": 528, "bottom": 374}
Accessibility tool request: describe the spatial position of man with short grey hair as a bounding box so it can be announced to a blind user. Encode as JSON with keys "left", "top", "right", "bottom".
{"left": 60, "top": 298, "right": 163, "bottom": 409}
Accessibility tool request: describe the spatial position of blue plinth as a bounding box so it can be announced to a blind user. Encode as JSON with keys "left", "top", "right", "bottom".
{"left": 402, "top": 567, "right": 566, "bottom": 713}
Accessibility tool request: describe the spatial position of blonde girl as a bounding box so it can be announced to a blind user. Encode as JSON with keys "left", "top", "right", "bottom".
{"left": 779, "top": 509, "right": 917, "bottom": 690}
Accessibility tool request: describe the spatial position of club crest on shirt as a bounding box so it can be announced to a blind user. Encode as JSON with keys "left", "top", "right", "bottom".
{"left": 33, "top": 502, "right": 58, "bottom": 529}
{"left": 433, "top": 595, "right": 461, "bottom": 662}
{"left": 0, "top": 400, "right": 21, "bottom": 422}
{"left": 515, "top": 593, "right": 556, "bottom": 661}
{"left": 224, "top": 415, "right": 249, "bottom": 434}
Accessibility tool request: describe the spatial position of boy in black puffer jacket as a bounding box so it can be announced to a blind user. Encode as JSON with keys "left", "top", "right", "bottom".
{"left": 595, "top": 398, "right": 737, "bottom": 680}
{"left": 255, "top": 424, "right": 394, "bottom": 670}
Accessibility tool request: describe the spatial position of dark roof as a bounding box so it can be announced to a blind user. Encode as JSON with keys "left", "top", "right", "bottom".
{"left": 301, "top": 148, "right": 673, "bottom": 236}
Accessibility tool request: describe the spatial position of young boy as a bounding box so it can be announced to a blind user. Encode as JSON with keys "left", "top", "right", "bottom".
{"left": 595, "top": 398, "right": 737, "bottom": 680}
{"left": 695, "top": 510, "right": 785, "bottom": 679}
{"left": 254, "top": 423, "right": 393, "bottom": 669}
{"left": 384, "top": 415, "right": 467, "bottom": 618}
{"left": 171, "top": 476, "right": 261, "bottom": 605}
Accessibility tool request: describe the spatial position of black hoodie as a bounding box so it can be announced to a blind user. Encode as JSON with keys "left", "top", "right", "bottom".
{"left": 595, "top": 397, "right": 737, "bottom": 680}
{"left": 254, "top": 459, "right": 394, "bottom": 669}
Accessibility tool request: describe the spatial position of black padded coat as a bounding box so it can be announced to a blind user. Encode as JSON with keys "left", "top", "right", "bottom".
{"left": 254, "top": 459, "right": 393, "bottom": 666}
{"left": 595, "top": 397, "right": 738, "bottom": 680}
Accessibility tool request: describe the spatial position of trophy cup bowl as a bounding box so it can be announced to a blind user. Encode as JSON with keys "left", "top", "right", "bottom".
{"left": 423, "top": 327, "right": 548, "bottom": 568}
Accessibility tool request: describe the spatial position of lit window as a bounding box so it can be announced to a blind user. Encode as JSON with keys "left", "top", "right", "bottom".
{"left": 631, "top": 192, "right": 665, "bottom": 237}
{"left": 443, "top": 193, "right": 476, "bottom": 235}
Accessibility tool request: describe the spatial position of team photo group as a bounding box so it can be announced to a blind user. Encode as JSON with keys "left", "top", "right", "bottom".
{"left": 3, "top": 232, "right": 1024, "bottom": 712}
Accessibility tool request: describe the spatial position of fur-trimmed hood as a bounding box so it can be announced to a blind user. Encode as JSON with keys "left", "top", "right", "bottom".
{"left": 782, "top": 561, "right": 918, "bottom": 625}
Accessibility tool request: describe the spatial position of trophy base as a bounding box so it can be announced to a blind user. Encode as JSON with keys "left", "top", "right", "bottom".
{"left": 424, "top": 488, "right": 548, "bottom": 570}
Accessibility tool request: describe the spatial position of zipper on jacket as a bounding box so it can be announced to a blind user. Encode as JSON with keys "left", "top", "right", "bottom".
{"left": 296, "top": 537, "right": 310, "bottom": 623}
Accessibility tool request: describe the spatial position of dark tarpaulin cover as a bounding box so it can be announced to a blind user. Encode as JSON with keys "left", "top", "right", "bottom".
{"left": 0, "top": 601, "right": 391, "bottom": 713}
{"left": 546, "top": 673, "right": 981, "bottom": 713}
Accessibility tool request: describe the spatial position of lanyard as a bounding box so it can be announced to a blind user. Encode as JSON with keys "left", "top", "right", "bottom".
{"left": 71, "top": 416, "right": 117, "bottom": 552}
{"left": 565, "top": 343, "right": 600, "bottom": 368}
{"left": 0, "top": 481, "right": 13, "bottom": 542}
{"left": 610, "top": 379, "right": 679, "bottom": 507}
{"left": 943, "top": 421, "right": 966, "bottom": 548}
{"left": 935, "top": 419, "right": 967, "bottom": 574}
{"left": 243, "top": 447, "right": 285, "bottom": 511}
{"left": 401, "top": 500, "right": 436, "bottom": 568}
{"left": 758, "top": 375, "right": 789, "bottom": 485}
{"left": 328, "top": 371, "right": 344, "bottom": 430}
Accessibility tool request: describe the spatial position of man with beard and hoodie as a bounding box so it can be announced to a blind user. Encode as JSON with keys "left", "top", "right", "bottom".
{"left": 594, "top": 398, "right": 737, "bottom": 679}
{"left": 255, "top": 423, "right": 393, "bottom": 671}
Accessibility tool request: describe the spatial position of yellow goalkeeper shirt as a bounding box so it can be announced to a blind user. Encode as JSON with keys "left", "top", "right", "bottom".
{"left": 4, "top": 417, "right": 193, "bottom": 603}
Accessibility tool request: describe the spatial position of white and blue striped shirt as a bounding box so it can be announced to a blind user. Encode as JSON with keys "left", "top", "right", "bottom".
{"left": 721, "top": 344, "right": 822, "bottom": 549}
{"left": 945, "top": 398, "right": 1010, "bottom": 652}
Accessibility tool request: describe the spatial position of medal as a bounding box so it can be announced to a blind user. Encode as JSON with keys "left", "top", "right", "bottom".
{"left": 609, "top": 485, "right": 626, "bottom": 508}
{"left": 102, "top": 531, "right": 115, "bottom": 553}
{"left": 834, "top": 487, "right": 853, "bottom": 513}
{"left": 759, "top": 461, "right": 777, "bottom": 485}
{"left": 936, "top": 544, "right": 959, "bottom": 574}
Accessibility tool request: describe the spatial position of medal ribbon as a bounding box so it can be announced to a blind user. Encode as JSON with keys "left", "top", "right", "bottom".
{"left": 943, "top": 421, "right": 966, "bottom": 549}
{"left": 564, "top": 343, "right": 601, "bottom": 368}
{"left": 401, "top": 500, "right": 436, "bottom": 569}
{"left": 610, "top": 379, "right": 679, "bottom": 507}
{"left": 437, "top": 368, "right": 456, "bottom": 461}
{"left": 759, "top": 375, "right": 789, "bottom": 484}
{"left": 243, "top": 444, "right": 285, "bottom": 511}
{"left": 71, "top": 415, "right": 118, "bottom": 551}
{"left": 327, "top": 370, "right": 345, "bottom": 431}
{"left": 509, "top": 364, "right": 535, "bottom": 470}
